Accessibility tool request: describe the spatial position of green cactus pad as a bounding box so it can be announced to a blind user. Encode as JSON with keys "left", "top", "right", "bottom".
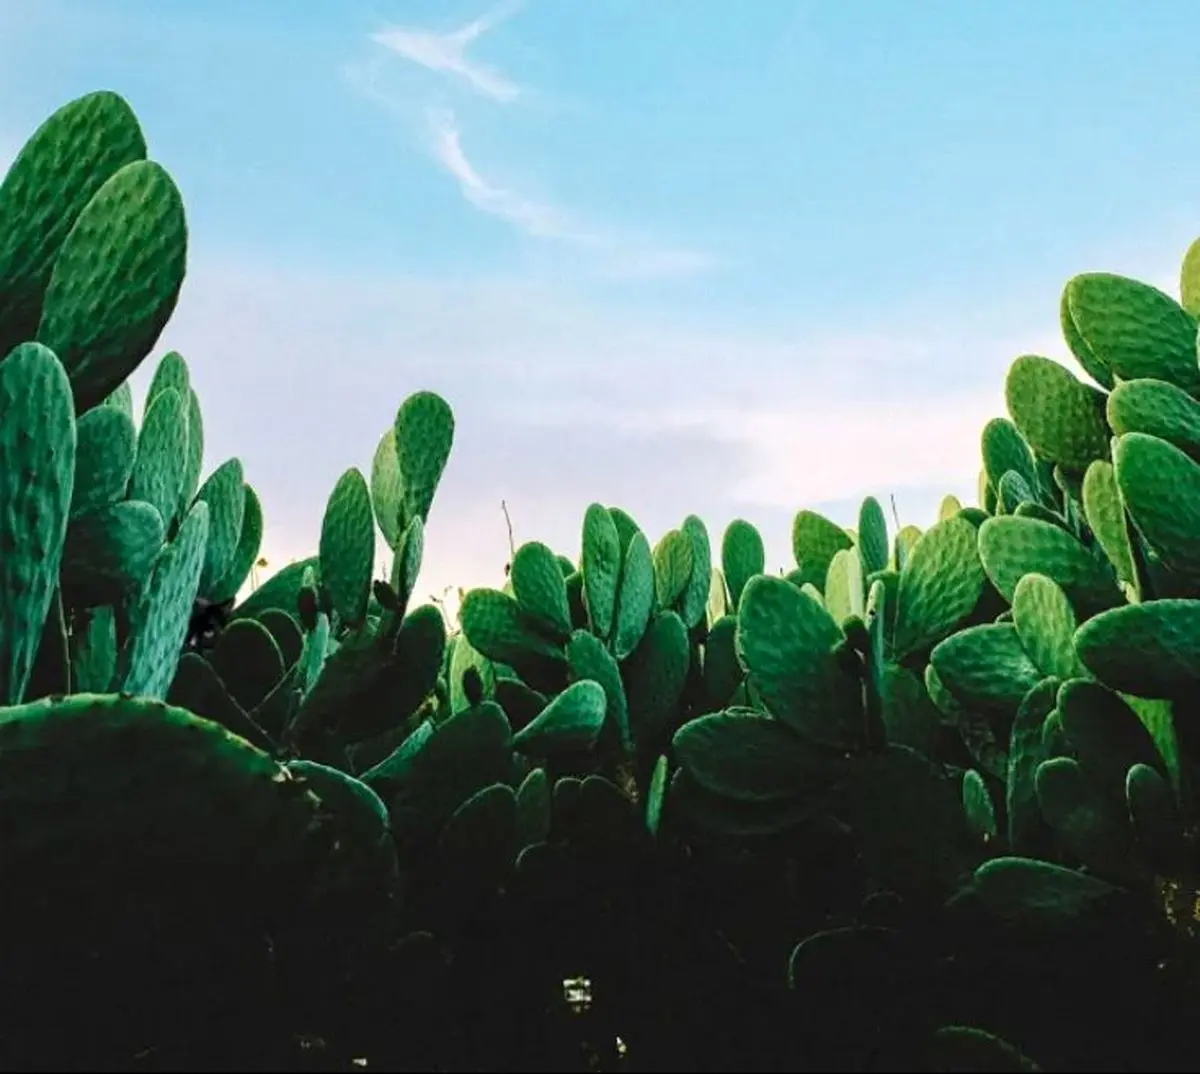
{"left": 566, "top": 629, "right": 630, "bottom": 750}
{"left": 624, "top": 610, "right": 691, "bottom": 745}
{"left": 144, "top": 350, "right": 189, "bottom": 411}
{"left": 666, "top": 766, "right": 821, "bottom": 837}
{"left": 1081, "top": 460, "right": 1138, "bottom": 599}
{"left": 102, "top": 379, "right": 134, "bottom": 419}
{"left": 963, "top": 855, "right": 1120, "bottom": 926}
{"left": 1181, "top": 237, "right": 1200, "bottom": 316}
{"left": 166, "top": 651, "right": 275, "bottom": 753}
{"left": 37, "top": 160, "right": 187, "bottom": 415}
{"left": 1125, "top": 763, "right": 1185, "bottom": 874}
{"left": 286, "top": 759, "right": 397, "bottom": 884}
{"left": 210, "top": 484, "right": 262, "bottom": 605}
{"left": 1010, "top": 573, "right": 1084, "bottom": 679}
{"left": 997, "top": 470, "right": 1036, "bottom": 514}
{"left": 1074, "top": 599, "right": 1200, "bottom": 697}
{"left": 516, "top": 767, "right": 551, "bottom": 846}
{"left": 1107, "top": 377, "right": 1200, "bottom": 462}
{"left": 791, "top": 509, "right": 853, "bottom": 589}
{"left": 892, "top": 517, "right": 986, "bottom": 660}
{"left": 1060, "top": 283, "right": 1113, "bottom": 390}
{"left": 678, "top": 515, "right": 712, "bottom": 630}
{"left": 1065, "top": 272, "right": 1200, "bottom": 395}
{"left": 0, "top": 342, "right": 76, "bottom": 705}
{"left": 193, "top": 459, "right": 246, "bottom": 599}
{"left": 857, "top": 496, "right": 889, "bottom": 576}
{"left": 929, "top": 623, "right": 1043, "bottom": 716}
{"left": 369, "top": 427, "right": 403, "bottom": 548}
{"left": 70, "top": 605, "right": 118, "bottom": 694}
{"left": 1006, "top": 677, "right": 1059, "bottom": 855}
{"left": 1004, "top": 355, "right": 1110, "bottom": 471}
{"left": 0, "top": 90, "right": 146, "bottom": 353}
{"left": 232, "top": 556, "right": 319, "bottom": 622}
{"left": 70, "top": 404, "right": 135, "bottom": 519}
{"left": 511, "top": 540, "right": 573, "bottom": 641}
{"left": 179, "top": 386, "right": 204, "bottom": 517}
{"left": 387, "top": 701, "right": 513, "bottom": 835}
{"left": 581, "top": 503, "right": 621, "bottom": 639}
{"left": 513, "top": 679, "right": 607, "bottom": 755}
{"left": 736, "top": 575, "right": 860, "bottom": 748}
{"left": 1114, "top": 432, "right": 1200, "bottom": 579}
{"left": 981, "top": 417, "right": 1039, "bottom": 495}
{"left": 1056, "top": 679, "right": 1165, "bottom": 796}
{"left": 209, "top": 618, "right": 286, "bottom": 712}
{"left": 652, "top": 528, "right": 694, "bottom": 610}
{"left": 646, "top": 754, "right": 669, "bottom": 836}
{"left": 823, "top": 547, "right": 865, "bottom": 625}
{"left": 878, "top": 661, "right": 940, "bottom": 757}
{"left": 673, "top": 708, "right": 845, "bottom": 803}
{"left": 119, "top": 499, "right": 210, "bottom": 700}
{"left": 721, "top": 519, "right": 765, "bottom": 612}
{"left": 962, "top": 769, "right": 998, "bottom": 844}
{"left": 393, "top": 391, "right": 454, "bottom": 532}
{"left": 459, "top": 587, "right": 566, "bottom": 668}
{"left": 977, "top": 515, "right": 1122, "bottom": 616}
{"left": 26, "top": 589, "right": 69, "bottom": 701}
{"left": 613, "top": 530, "right": 656, "bottom": 661}
{"left": 0, "top": 692, "right": 325, "bottom": 889}
{"left": 702, "top": 614, "right": 742, "bottom": 709}
{"left": 61, "top": 500, "right": 165, "bottom": 607}
{"left": 448, "top": 631, "right": 496, "bottom": 713}
{"left": 319, "top": 467, "right": 375, "bottom": 629}
{"left": 835, "top": 745, "right": 977, "bottom": 897}
{"left": 1034, "top": 756, "right": 1134, "bottom": 879}
{"left": 128, "top": 385, "right": 188, "bottom": 528}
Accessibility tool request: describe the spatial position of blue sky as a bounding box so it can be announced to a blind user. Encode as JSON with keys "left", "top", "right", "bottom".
{"left": 2, "top": 0, "right": 1198, "bottom": 605}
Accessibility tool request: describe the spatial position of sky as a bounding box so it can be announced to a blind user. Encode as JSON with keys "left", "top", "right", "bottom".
{"left": 2, "top": 0, "right": 1199, "bottom": 610}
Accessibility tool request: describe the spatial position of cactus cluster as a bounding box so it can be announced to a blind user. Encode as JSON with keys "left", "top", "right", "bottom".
{"left": 4, "top": 90, "right": 1200, "bottom": 1072}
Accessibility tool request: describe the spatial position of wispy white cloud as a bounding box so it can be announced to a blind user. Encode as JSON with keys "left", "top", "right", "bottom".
{"left": 426, "top": 108, "right": 717, "bottom": 279}
{"left": 371, "top": 1, "right": 524, "bottom": 103}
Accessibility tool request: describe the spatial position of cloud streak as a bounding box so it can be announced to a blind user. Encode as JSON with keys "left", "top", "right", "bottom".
{"left": 371, "top": 1, "right": 524, "bottom": 103}
{"left": 426, "top": 108, "right": 716, "bottom": 279}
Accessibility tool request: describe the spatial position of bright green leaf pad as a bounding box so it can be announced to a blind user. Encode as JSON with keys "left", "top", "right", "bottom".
{"left": 370, "top": 427, "right": 403, "bottom": 549}
{"left": 1114, "top": 432, "right": 1200, "bottom": 580}
{"left": 978, "top": 516, "right": 1121, "bottom": 616}
{"left": 892, "top": 517, "right": 985, "bottom": 659}
{"left": 36, "top": 160, "right": 187, "bottom": 415}
{"left": 1075, "top": 599, "right": 1200, "bottom": 698}
{"left": 736, "top": 575, "right": 859, "bottom": 748}
{"left": 1004, "top": 355, "right": 1110, "bottom": 471}
{"left": 0, "top": 90, "right": 146, "bottom": 354}
{"left": 791, "top": 510, "right": 853, "bottom": 589}
{"left": 127, "top": 386, "right": 188, "bottom": 529}
{"left": 673, "top": 709, "right": 843, "bottom": 804}
{"left": 511, "top": 541, "right": 572, "bottom": 641}
{"left": 319, "top": 467, "right": 375, "bottom": 629}
{"left": 119, "top": 500, "right": 210, "bottom": 700}
{"left": 512, "top": 679, "right": 607, "bottom": 755}
{"left": 722, "top": 519, "right": 765, "bottom": 611}
{"left": 194, "top": 459, "right": 245, "bottom": 599}
{"left": 393, "top": 391, "right": 454, "bottom": 532}
{"left": 1066, "top": 273, "right": 1200, "bottom": 395}
{"left": 0, "top": 343, "right": 76, "bottom": 705}
{"left": 71, "top": 404, "right": 135, "bottom": 519}
{"left": 1107, "top": 377, "right": 1200, "bottom": 461}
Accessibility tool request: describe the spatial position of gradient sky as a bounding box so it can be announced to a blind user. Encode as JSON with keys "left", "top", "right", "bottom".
{"left": 2, "top": 0, "right": 1198, "bottom": 607}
